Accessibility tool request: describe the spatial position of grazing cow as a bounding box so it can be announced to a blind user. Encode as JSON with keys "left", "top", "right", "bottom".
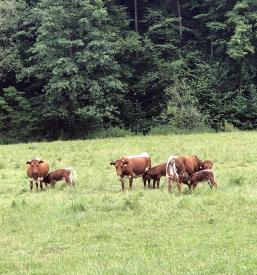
{"left": 110, "top": 152, "right": 151, "bottom": 191}
{"left": 26, "top": 158, "right": 49, "bottom": 191}
{"left": 166, "top": 155, "right": 203, "bottom": 194}
{"left": 43, "top": 167, "right": 76, "bottom": 187}
{"left": 142, "top": 163, "right": 166, "bottom": 189}
{"left": 189, "top": 170, "right": 217, "bottom": 190}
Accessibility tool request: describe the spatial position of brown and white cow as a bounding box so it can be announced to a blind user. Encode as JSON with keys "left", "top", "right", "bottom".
{"left": 189, "top": 169, "right": 217, "bottom": 190}
{"left": 110, "top": 152, "right": 151, "bottom": 191}
{"left": 142, "top": 163, "right": 166, "bottom": 189}
{"left": 43, "top": 167, "right": 76, "bottom": 187}
{"left": 166, "top": 155, "right": 203, "bottom": 194}
{"left": 26, "top": 158, "right": 49, "bottom": 191}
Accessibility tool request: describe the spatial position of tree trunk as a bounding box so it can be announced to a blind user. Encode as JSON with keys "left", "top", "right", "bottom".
{"left": 176, "top": 0, "right": 182, "bottom": 40}
{"left": 210, "top": 40, "right": 213, "bottom": 57}
{"left": 134, "top": 0, "right": 138, "bottom": 32}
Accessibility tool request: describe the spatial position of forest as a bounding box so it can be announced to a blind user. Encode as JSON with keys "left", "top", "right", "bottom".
{"left": 1, "top": 0, "right": 257, "bottom": 141}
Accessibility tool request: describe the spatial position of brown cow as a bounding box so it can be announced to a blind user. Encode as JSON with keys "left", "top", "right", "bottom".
{"left": 26, "top": 158, "right": 49, "bottom": 191}
{"left": 166, "top": 155, "right": 203, "bottom": 194}
{"left": 110, "top": 152, "right": 151, "bottom": 191}
{"left": 142, "top": 163, "right": 166, "bottom": 189}
{"left": 189, "top": 169, "right": 217, "bottom": 190}
{"left": 43, "top": 167, "right": 76, "bottom": 187}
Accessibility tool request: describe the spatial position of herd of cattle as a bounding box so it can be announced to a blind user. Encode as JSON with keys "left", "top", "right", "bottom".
{"left": 110, "top": 152, "right": 217, "bottom": 193}
{"left": 26, "top": 153, "right": 217, "bottom": 193}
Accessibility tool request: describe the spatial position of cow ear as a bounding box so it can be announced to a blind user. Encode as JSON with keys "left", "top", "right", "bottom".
{"left": 26, "top": 160, "right": 31, "bottom": 165}
{"left": 110, "top": 161, "right": 115, "bottom": 165}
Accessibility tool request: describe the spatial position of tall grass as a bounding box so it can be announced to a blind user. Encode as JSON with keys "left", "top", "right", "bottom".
{"left": 0, "top": 132, "right": 257, "bottom": 274}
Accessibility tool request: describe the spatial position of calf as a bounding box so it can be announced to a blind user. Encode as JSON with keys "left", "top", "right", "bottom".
{"left": 110, "top": 152, "right": 151, "bottom": 191}
{"left": 142, "top": 163, "right": 166, "bottom": 189}
{"left": 189, "top": 169, "right": 217, "bottom": 190}
{"left": 43, "top": 168, "right": 77, "bottom": 187}
{"left": 201, "top": 160, "right": 213, "bottom": 170}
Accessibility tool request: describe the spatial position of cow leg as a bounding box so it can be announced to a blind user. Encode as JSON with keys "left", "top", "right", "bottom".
{"left": 120, "top": 178, "right": 125, "bottom": 192}
{"left": 207, "top": 180, "right": 213, "bottom": 189}
{"left": 212, "top": 180, "right": 217, "bottom": 188}
{"left": 177, "top": 180, "right": 183, "bottom": 194}
{"left": 65, "top": 178, "right": 71, "bottom": 186}
{"left": 148, "top": 179, "right": 151, "bottom": 188}
{"left": 157, "top": 179, "right": 160, "bottom": 189}
{"left": 40, "top": 179, "right": 43, "bottom": 190}
{"left": 29, "top": 178, "right": 33, "bottom": 191}
{"left": 68, "top": 179, "right": 75, "bottom": 187}
{"left": 143, "top": 179, "right": 146, "bottom": 188}
{"left": 153, "top": 179, "right": 156, "bottom": 189}
{"left": 35, "top": 181, "right": 39, "bottom": 190}
{"left": 168, "top": 178, "right": 173, "bottom": 193}
{"left": 209, "top": 177, "right": 217, "bottom": 189}
{"left": 188, "top": 184, "right": 192, "bottom": 192}
{"left": 129, "top": 178, "right": 133, "bottom": 189}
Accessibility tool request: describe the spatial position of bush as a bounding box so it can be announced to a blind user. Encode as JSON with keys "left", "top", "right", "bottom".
{"left": 224, "top": 122, "right": 239, "bottom": 132}
{"left": 0, "top": 135, "right": 18, "bottom": 144}
{"left": 149, "top": 125, "right": 213, "bottom": 135}
{"left": 84, "top": 127, "right": 135, "bottom": 139}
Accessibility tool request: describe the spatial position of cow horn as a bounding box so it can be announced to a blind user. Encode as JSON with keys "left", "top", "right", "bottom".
{"left": 26, "top": 160, "right": 32, "bottom": 165}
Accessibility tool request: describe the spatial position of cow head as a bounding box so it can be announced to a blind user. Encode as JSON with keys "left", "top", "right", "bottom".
{"left": 202, "top": 160, "right": 213, "bottom": 170}
{"left": 26, "top": 159, "right": 44, "bottom": 179}
{"left": 110, "top": 158, "right": 129, "bottom": 176}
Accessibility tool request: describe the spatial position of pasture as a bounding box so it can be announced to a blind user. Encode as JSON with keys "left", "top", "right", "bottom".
{"left": 0, "top": 132, "right": 257, "bottom": 274}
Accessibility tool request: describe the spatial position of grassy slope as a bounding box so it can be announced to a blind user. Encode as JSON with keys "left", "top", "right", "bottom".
{"left": 0, "top": 132, "right": 257, "bottom": 274}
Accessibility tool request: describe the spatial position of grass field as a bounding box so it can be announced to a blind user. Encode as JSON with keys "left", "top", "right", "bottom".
{"left": 0, "top": 132, "right": 257, "bottom": 274}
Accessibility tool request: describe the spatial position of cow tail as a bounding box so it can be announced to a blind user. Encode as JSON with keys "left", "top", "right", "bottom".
{"left": 166, "top": 156, "right": 178, "bottom": 181}
{"left": 173, "top": 162, "right": 179, "bottom": 180}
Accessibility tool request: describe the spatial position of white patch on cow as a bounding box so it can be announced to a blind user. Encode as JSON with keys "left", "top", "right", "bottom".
{"left": 65, "top": 167, "right": 77, "bottom": 182}
{"left": 34, "top": 157, "right": 42, "bottom": 161}
{"left": 124, "top": 152, "right": 149, "bottom": 159}
{"left": 194, "top": 169, "right": 213, "bottom": 175}
{"left": 166, "top": 155, "right": 178, "bottom": 179}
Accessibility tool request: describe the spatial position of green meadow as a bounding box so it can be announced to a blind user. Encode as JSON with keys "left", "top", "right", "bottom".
{"left": 0, "top": 132, "right": 257, "bottom": 274}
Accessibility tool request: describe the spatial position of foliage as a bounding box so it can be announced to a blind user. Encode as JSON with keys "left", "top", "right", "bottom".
{"left": 1, "top": 0, "right": 257, "bottom": 141}
{"left": 0, "top": 87, "right": 34, "bottom": 138}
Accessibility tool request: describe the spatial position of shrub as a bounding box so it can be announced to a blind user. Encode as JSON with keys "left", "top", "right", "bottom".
{"left": 84, "top": 127, "right": 134, "bottom": 139}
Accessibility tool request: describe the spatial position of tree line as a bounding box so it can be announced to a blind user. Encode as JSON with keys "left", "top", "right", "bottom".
{"left": 1, "top": 0, "right": 257, "bottom": 141}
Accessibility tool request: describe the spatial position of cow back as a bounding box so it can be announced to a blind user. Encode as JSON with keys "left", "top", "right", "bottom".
{"left": 39, "top": 161, "right": 49, "bottom": 177}
{"left": 149, "top": 163, "right": 166, "bottom": 176}
{"left": 127, "top": 157, "right": 151, "bottom": 177}
{"left": 176, "top": 155, "right": 200, "bottom": 176}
